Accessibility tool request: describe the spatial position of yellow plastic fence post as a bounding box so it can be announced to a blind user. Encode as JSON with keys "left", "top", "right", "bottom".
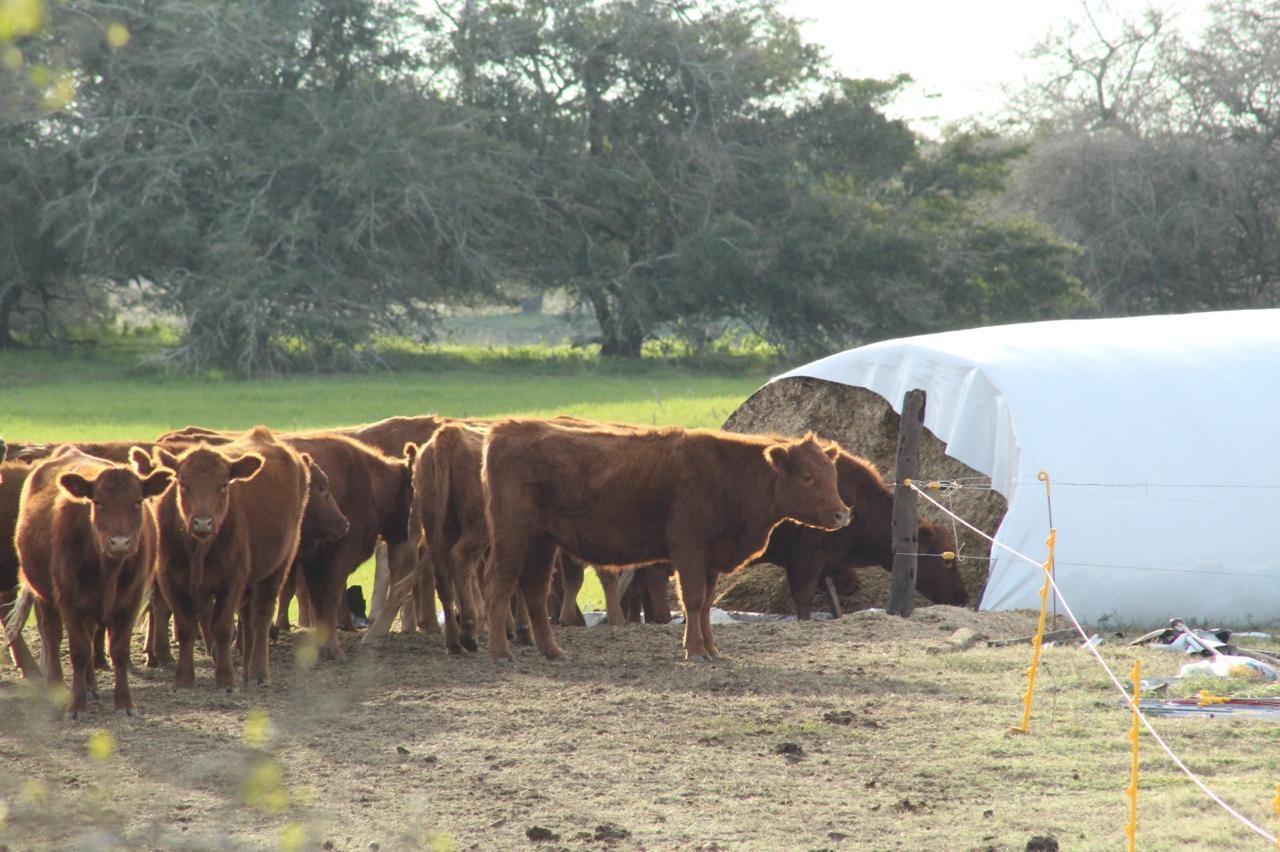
{"left": 1273, "top": 782, "right": 1280, "bottom": 850}
{"left": 1003, "top": 521, "right": 1054, "bottom": 731}
{"left": 1126, "top": 659, "right": 1141, "bottom": 852}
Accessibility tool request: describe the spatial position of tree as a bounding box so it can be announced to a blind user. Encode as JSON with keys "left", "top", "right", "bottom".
{"left": 1004, "top": 0, "right": 1280, "bottom": 315}
{"left": 31, "top": 0, "right": 532, "bottom": 372}
{"left": 434, "top": 1, "right": 1082, "bottom": 357}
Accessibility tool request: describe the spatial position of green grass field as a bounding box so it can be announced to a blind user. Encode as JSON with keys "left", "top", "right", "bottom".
{"left": 1, "top": 341, "right": 778, "bottom": 612}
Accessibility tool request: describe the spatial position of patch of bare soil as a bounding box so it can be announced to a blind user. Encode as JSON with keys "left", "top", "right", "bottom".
{"left": 1, "top": 607, "right": 1044, "bottom": 851}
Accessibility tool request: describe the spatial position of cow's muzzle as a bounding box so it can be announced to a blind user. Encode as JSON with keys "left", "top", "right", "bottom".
{"left": 832, "top": 508, "right": 852, "bottom": 529}
{"left": 189, "top": 515, "right": 216, "bottom": 538}
{"left": 106, "top": 536, "right": 134, "bottom": 557}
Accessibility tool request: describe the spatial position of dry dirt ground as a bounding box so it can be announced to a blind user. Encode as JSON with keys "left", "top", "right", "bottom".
{"left": 4, "top": 607, "right": 1280, "bottom": 851}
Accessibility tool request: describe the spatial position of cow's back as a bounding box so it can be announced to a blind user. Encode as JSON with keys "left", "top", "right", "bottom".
{"left": 225, "top": 429, "right": 309, "bottom": 581}
{"left": 14, "top": 450, "right": 111, "bottom": 598}
{"left": 484, "top": 421, "right": 682, "bottom": 566}
{"left": 330, "top": 415, "right": 445, "bottom": 458}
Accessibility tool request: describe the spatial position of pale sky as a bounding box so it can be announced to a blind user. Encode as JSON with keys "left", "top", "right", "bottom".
{"left": 784, "top": 0, "right": 1212, "bottom": 130}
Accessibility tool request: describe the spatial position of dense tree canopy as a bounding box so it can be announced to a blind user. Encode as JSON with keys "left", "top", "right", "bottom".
{"left": 0, "top": 0, "right": 1139, "bottom": 371}
{"left": 1005, "top": 0, "right": 1280, "bottom": 316}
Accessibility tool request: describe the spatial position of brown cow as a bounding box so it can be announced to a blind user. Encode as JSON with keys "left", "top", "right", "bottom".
{"left": 276, "top": 433, "right": 412, "bottom": 660}
{"left": 2, "top": 441, "right": 172, "bottom": 675}
{"left": 146, "top": 453, "right": 348, "bottom": 667}
{"left": 270, "top": 457, "right": 350, "bottom": 634}
{"left": 364, "top": 423, "right": 490, "bottom": 651}
{"left": 760, "top": 451, "right": 966, "bottom": 618}
{"left": 153, "top": 426, "right": 308, "bottom": 690}
{"left": 480, "top": 421, "right": 851, "bottom": 662}
{"left": 413, "top": 423, "right": 488, "bottom": 653}
{"left": 14, "top": 447, "right": 173, "bottom": 718}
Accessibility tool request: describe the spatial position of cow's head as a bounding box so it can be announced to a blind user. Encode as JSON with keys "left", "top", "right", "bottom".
{"left": 765, "top": 434, "right": 851, "bottom": 531}
{"left": 58, "top": 448, "right": 173, "bottom": 560}
{"left": 915, "top": 521, "right": 967, "bottom": 606}
{"left": 155, "top": 445, "right": 263, "bottom": 540}
{"left": 301, "top": 456, "right": 349, "bottom": 542}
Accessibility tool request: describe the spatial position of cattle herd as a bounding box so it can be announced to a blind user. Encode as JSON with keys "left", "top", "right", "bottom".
{"left": 0, "top": 415, "right": 967, "bottom": 721}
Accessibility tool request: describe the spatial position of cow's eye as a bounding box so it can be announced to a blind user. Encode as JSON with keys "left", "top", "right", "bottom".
{"left": 801, "top": 472, "right": 814, "bottom": 483}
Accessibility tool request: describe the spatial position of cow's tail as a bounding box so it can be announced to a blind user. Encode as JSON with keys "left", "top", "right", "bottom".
{"left": 4, "top": 585, "right": 33, "bottom": 641}
{"left": 3, "top": 585, "right": 41, "bottom": 677}
{"left": 428, "top": 431, "right": 457, "bottom": 594}
{"left": 615, "top": 567, "right": 636, "bottom": 603}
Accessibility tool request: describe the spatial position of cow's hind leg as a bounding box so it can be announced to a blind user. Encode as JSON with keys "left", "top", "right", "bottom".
{"left": 35, "top": 600, "right": 65, "bottom": 689}
{"left": 92, "top": 624, "right": 107, "bottom": 672}
{"left": 557, "top": 553, "right": 587, "bottom": 627}
{"left": 435, "top": 547, "right": 463, "bottom": 654}
{"left": 245, "top": 573, "right": 283, "bottom": 686}
{"left": 274, "top": 566, "right": 297, "bottom": 634}
{"left": 453, "top": 538, "right": 484, "bottom": 652}
{"left": 598, "top": 568, "right": 624, "bottom": 626}
{"left": 484, "top": 539, "right": 526, "bottom": 662}
{"left": 518, "top": 538, "right": 563, "bottom": 661}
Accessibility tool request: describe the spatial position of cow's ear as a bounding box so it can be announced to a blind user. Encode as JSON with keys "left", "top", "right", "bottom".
{"left": 824, "top": 442, "right": 841, "bottom": 461}
{"left": 403, "top": 442, "right": 418, "bottom": 466}
{"left": 228, "top": 453, "right": 264, "bottom": 483}
{"left": 154, "top": 447, "right": 181, "bottom": 471}
{"left": 141, "top": 469, "right": 174, "bottom": 499}
{"left": 299, "top": 452, "right": 313, "bottom": 467}
{"left": 58, "top": 472, "right": 97, "bottom": 502}
{"left": 130, "top": 446, "right": 155, "bottom": 475}
{"left": 765, "top": 444, "right": 792, "bottom": 473}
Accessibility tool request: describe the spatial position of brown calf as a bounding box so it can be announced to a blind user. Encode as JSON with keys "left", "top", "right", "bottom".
{"left": 153, "top": 427, "right": 309, "bottom": 690}
{"left": 146, "top": 453, "right": 347, "bottom": 667}
{"left": 480, "top": 421, "right": 851, "bottom": 662}
{"left": 279, "top": 433, "right": 412, "bottom": 660}
{"left": 270, "top": 457, "right": 351, "bottom": 632}
{"left": 3, "top": 442, "right": 170, "bottom": 675}
{"left": 14, "top": 447, "right": 172, "bottom": 718}
{"left": 760, "top": 451, "right": 966, "bottom": 617}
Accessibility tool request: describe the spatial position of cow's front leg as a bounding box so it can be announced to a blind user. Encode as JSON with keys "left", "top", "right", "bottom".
{"left": 108, "top": 608, "right": 139, "bottom": 716}
{"left": 672, "top": 554, "right": 712, "bottom": 662}
{"left": 210, "top": 590, "right": 240, "bottom": 693}
{"left": 64, "top": 617, "right": 94, "bottom": 721}
{"left": 701, "top": 570, "right": 722, "bottom": 660}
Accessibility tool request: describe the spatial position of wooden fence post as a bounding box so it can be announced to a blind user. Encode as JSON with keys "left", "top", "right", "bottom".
{"left": 888, "top": 389, "right": 926, "bottom": 617}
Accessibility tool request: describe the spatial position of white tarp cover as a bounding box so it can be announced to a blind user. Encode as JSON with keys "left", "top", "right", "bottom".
{"left": 776, "top": 308, "right": 1280, "bottom": 626}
